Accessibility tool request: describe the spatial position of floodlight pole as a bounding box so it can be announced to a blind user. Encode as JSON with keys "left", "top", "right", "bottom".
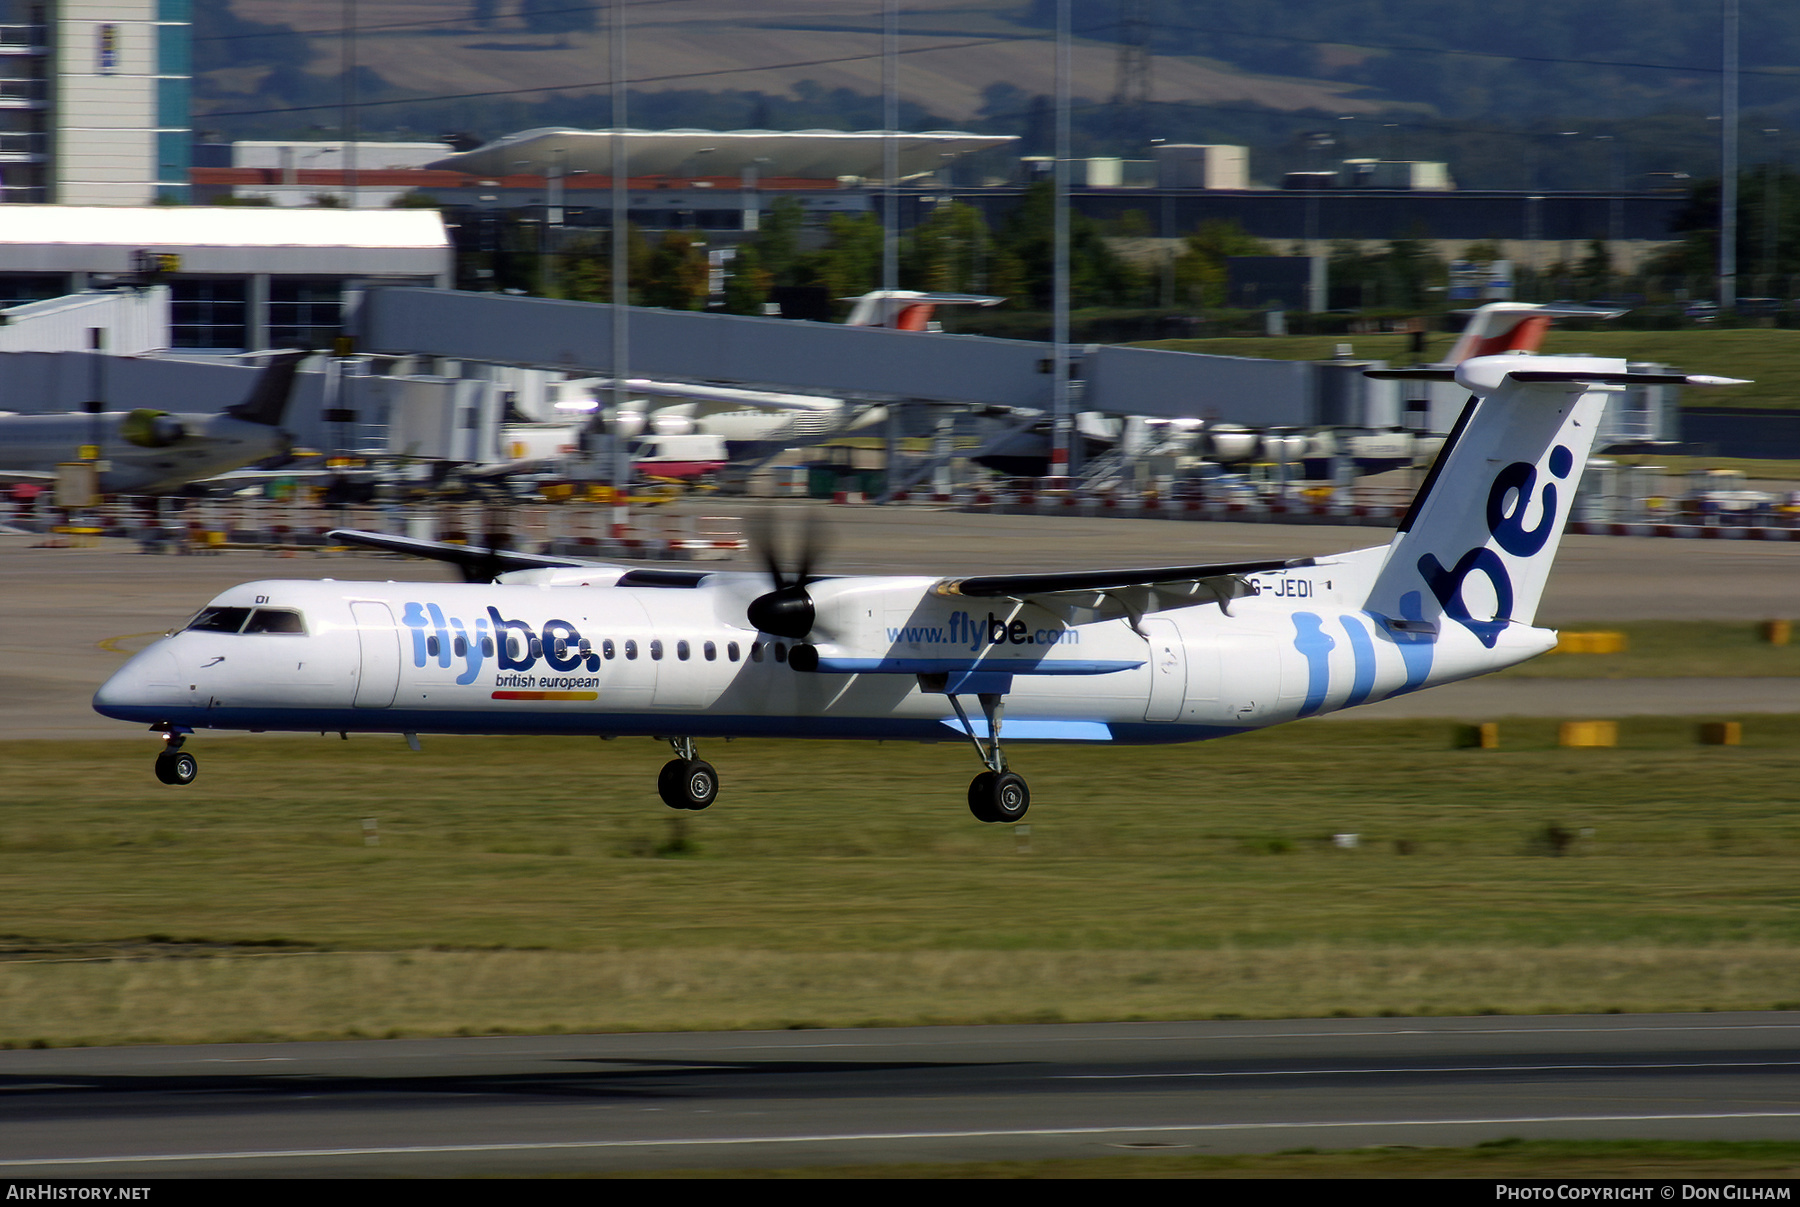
{"left": 610, "top": 0, "right": 631, "bottom": 539}
{"left": 1049, "top": 0, "right": 1072, "bottom": 489}
{"left": 341, "top": 0, "right": 357, "bottom": 207}
{"left": 1721, "top": 0, "right": 1739, "bottom": 311}
{"left": 882, "top": 0, "right": 899, "bottom": 294}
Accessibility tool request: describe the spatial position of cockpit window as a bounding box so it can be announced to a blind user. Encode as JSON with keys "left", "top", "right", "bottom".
{"left": 243, "top": 608, "right": 306, "bottom": 634}
{"left": 186, "top": 606, "right": 251, "bottom": 633}
{"left": 185, "top": 607, "right": 306, "bottom": 635}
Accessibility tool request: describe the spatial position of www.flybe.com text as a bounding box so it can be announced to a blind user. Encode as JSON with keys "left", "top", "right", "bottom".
{"left": 887, "top": 611, "right": 1080, "bottom": 651}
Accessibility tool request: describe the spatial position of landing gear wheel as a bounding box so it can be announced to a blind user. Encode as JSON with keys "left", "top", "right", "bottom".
{"left": 989, "top": 771, "right": 1030, "bottom": 823}
{"left": 658, "top": 758, "right": 718, "bottom": 810}
{"left": 680, "top": 760, "right": 717, "bottom": 811}
{"left": 657, "top": 759, "right": 686, "bottom": 807}
{"left": 154, "top": 750, "right": 197, "bottom": 786}
{"left": 967, "top": 771, "right": 999, "bottom": 823}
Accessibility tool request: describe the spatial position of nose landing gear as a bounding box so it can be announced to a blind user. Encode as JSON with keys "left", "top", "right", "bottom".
{"left": 151, "top": 727, "right": 197, "bottom": 786}
{"left": 657, "top": 737, "right": 717, "bottom": 810}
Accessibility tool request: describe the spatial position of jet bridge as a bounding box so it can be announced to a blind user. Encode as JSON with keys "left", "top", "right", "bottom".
{"left": 351, "top": 287, "right": 1337, "bottom": 423}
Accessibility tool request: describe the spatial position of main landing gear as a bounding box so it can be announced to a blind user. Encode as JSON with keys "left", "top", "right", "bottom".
{"left": 151, "top": 726, "right": 197, "bottom": 786}
{"left": 657, "top": 737, "right": 717, "bottom": 811}
{"left": 947, "top": 691, "right": 1030, "bottom": 824}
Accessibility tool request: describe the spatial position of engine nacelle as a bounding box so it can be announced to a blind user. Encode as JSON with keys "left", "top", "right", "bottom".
{"left": 120, "top": 409, "right": 186, "bottom": 448}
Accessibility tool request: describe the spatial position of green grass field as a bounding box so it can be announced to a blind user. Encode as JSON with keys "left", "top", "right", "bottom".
{"left": 2, "top": 715, "right": 1797, "bottom": 1046}
{"left": 1134, "top": 329, "right": 1800, "bottom": 411}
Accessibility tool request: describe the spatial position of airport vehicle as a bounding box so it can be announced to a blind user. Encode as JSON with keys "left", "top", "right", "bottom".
{"left": 0, "top": 352, "right": 307, "bottom": 496}
{"left": 93, "top": 351, "right": 1745, "bottom": 822}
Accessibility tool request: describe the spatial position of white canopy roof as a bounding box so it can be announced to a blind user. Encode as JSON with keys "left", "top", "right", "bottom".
{"left": 430, "top": 127, "right": 1018, "bottom": 181}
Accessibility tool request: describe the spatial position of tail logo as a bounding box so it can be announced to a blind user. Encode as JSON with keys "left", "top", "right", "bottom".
{"left": 1417, "top": 445, "right": 1572, "bottom": 648}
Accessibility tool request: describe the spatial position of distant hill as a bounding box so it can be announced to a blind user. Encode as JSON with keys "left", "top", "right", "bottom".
{"left": 204, "top": 1, "right": 1395, "bottom": 136}
{"left": 202, "top": 1, "right": 1800, "bottom": 189}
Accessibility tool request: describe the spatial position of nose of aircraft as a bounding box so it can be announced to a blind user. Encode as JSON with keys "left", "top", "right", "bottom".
{"left": 94, "top": 647, "right": 182, "bottom": 721}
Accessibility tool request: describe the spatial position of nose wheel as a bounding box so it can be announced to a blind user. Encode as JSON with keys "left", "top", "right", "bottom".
{"left": 155, "top": 750, "right": 198, "bottom": 785}
{"left": 657, "top": 738, "right": 717, "bottom": 810}
{"left": 151, "top": 728, "right": 197, "bottom": 786}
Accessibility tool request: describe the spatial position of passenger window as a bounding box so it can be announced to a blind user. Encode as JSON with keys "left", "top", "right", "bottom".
{"left": 603, "top": 639, "right": 616, "bottom": 660}
{"left": 243, "top": 609, "right": 305, "bottom": 634}
{"left": 750, "top": 642, "right": 763, "bottom": 663}
{"left": 677, "top": 639, "right": 690, "bottom": 661}
{"left": 624, "top": 639, "right": 638, "bottom": 660}
{"left": 481, "top": 637, "right": 494, "bottom": 657}
{"left": 454, "top": 636, "right": 467, "bottom": 657}
{"left": 427, "top": 636, "right": 441, "bottom": 657}
{"left": 704, "top": 641, "right": 717, "bottom": 662}
{"left": 773, "top": 642, "right": 787, "bottom": 663}
{"left": 650, "top": 639, "right": 664, "bottom": 661}
{"left": 727, "top": 642, "right": 740, "bottom": 662}
{"left": 186, "top": 606, "right": 251, "bottom": 634}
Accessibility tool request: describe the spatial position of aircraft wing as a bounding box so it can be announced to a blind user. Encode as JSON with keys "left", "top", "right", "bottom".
{"left": 0, "top": 471, "right": 58, "bottom": 484}
{"left": 933, "top": 557, "right": 1310, "bottom": 627}
{"left": 325, "top": 528, "right": 598, "bottom": 577}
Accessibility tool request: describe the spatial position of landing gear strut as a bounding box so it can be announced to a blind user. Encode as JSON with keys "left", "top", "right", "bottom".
{"left": 152, "top": 727, "right": 197, "bottom": 786}
{"left": 657, "top": 737, "right": 717, "bottom": 811}
{"left": 947, "top": 692, "right": 1030, "bottom": 824}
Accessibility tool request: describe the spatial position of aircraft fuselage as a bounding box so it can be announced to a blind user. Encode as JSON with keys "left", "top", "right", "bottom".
{"left": 0, "top": 411, "right": 287, "bottom": 494}
{"left": 94, "top": 567, "right": 1551, "bottom": 745}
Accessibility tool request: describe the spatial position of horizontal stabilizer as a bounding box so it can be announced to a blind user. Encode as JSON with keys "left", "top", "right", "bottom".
{"left": 1370, "top": 367, "right": 1751, "bottom": 389}
{"left": 1363, "top": 368, "right": 1457, "bottom": 381}
{"left": 1507, "top": 371, "right": 1751, "bottom": 387}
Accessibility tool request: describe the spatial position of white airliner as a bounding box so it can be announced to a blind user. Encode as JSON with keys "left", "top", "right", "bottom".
{"left": 93, "top": 350, "right": 1744, "bottom": 822}
{"left": 0, "top": 352, "right": 309, "bottom": 496}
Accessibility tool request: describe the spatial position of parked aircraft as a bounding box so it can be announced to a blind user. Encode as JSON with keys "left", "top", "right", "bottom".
{"left": 0, "top": 352, "right": 308, "bottom": 496}
{"left": 842, "top": 290, "right": 1003, "bottom": 330}
{"left": 93, "top": 349, "right": 1744, "bottom": 821}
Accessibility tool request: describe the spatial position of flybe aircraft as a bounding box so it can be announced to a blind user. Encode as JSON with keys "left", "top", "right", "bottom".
{"left": 0, "top": 351, "right": 307, "bottom": 495}
{"left": 93, "top": 348, "right": 1743, "bottom": 822}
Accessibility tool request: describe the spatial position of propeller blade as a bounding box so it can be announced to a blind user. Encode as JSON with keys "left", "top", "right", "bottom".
{"left": 745, "top": 506, "right": 827, "bottom": 638}
{"left": 460, "top": 499, "right": 512, "bottom": 584}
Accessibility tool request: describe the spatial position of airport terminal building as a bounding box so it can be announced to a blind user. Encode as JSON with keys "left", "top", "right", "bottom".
{"left": 0, "top": 205, "right": 453, "bottom": 350}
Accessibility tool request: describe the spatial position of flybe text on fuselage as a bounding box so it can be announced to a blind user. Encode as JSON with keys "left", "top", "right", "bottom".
{"left": 399, "top": 601, "right": 605, "bottom": 685}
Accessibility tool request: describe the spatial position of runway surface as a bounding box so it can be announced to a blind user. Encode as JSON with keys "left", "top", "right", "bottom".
{"left": 0, "top": 1014, "right": 1795, "bottom": 1175}
{"left": 4, "top": 511, "right": 1797, "bottom": 739}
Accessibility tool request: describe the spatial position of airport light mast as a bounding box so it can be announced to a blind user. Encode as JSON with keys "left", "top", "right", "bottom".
{"left": 610, "top": 0, "right": 631, "bottom": 540}
{"left": 1049, "top": 0, "right": 1072, "bottom": 490}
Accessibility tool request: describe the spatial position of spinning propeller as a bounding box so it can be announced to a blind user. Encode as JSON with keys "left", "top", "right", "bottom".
{"left": 745, "top": 508, "right": 828, "bottom": 640}
{"left": 463, "top": 500, "right": 516, "bottom": 585}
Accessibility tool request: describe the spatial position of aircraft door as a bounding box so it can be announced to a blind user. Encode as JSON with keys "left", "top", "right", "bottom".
{"left": 1142, "top": 617, "right": 1186, "bottom": 722}
{"left": 1217, "top": 633, "right": 1281, "bottom": 721}
{"left": 351, "top": 601, "right": 400, "bottom": 708}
